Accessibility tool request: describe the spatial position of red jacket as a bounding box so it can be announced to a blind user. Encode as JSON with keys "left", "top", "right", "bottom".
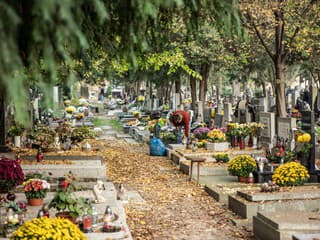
{"left": 170, "top": 110, "right": 190, "bottom": 137}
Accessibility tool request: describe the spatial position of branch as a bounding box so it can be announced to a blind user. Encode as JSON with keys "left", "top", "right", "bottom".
{"left": 284, "top": 0, "right": 316, "bottom": 57}
{"left": 247, "top": 12, "right": 274, "bottom": 60}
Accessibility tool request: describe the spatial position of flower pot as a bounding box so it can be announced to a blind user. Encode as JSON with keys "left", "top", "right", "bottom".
{"left": 238, "top": 176, "right": 247, "bottom": 183}
{"left": 28, "top": 198, "right": 43, "bottom": 206}
{"left": 55, "top": 211, "right": 77, "bottom": 224}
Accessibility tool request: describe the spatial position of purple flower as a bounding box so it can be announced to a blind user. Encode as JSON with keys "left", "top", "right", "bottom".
{"left": 193, "top": 127, "right": 210, "bottom": 140}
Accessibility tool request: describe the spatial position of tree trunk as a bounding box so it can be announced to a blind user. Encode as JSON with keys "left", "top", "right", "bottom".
{"left": 199, "top": 63, "right": 209, "bottom": 111}
{"left": 275, "top": 60, "right": 287, "bottom": 117}
{"left": 190, "top": 75, "right": 197, "bottom": 111}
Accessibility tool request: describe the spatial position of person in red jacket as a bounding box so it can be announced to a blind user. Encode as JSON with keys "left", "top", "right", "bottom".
{"left": 170, "top": 110, "right": 191, "bottom": 143}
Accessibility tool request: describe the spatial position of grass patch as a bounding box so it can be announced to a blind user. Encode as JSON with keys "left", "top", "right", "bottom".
{"left": 93, "top": 118, "right": 123, "bottom": 131}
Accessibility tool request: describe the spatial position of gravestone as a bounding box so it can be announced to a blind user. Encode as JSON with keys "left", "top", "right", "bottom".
{"left": 259, "top": 112, "right": 276, "bottom": 150}
{"left": 53, "top": 86, "right": 59, "bottom": 103}
{"left": 153, "top": 98, "right": 159, "bottom": 110}
{"left": 268, "top": 96, "right": 275, "bottom": 112}
{"left": 277, "top": 117, "right": 296, "bottom": 142}
{"left": 232, "top": 81, "right": 241, "bottom": 99}
{"left": 223, "top": 103, "right": 232, "bottom": 125}
{"left": 203, "top": 108, "right": 212, "bottom": 126}
{"left": 214, "top": 114, "right": 224, "bottom": 128}
{"left": 197, "top": 101, "right": 204, "bottom": 122}
{"left": 300, "top": 110, "right": 317, "bottom": 180}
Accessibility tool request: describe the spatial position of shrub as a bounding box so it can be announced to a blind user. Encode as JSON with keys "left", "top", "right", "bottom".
{"left": 213, "top": 153, "right": 229, "bottom": 163}
{"left": 227, "top": 155, "right": 257, "bottom": 177}
{"left": 10, "top": 217, "right": 87, "bottom": 239}
{"left": 272, "top": 161, "right": 310, "bottom": 186}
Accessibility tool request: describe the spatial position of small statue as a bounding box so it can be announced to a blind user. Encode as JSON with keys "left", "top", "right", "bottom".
{"left": 93, "top": 180, "right": 106, "bottom": 203}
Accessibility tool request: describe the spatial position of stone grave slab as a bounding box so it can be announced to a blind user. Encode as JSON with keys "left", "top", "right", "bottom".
{"left": 292, "top": 233, "right": 320, "bottom": 240}
{"left": 124, "top": 138, "right": 139, "bottom": 144}
{"left": 21, "top": 155, "right": 106, "bottom": 179}
{"left": 179, "top": 160, "right": 228, "bottom": 176}
{"left": 237, "top": 185, "right": 320, "bottom": 202}
{"left": 204, "top": 183, "right": 257, "bottom": 204}
{"left": 98, "top": 135, "right": 116, "bottom": 141}
{"left": 229, "top": 185, "right": 320, "bottom": 220}
{"left": 116, "top": 133, "right": 132, "bottom": 138}
{"left": 167, "top": 144, "right": 186, "bottom": 150}
{"left": 253, "top": 211, "right": 320, "bottom": 240}
{"left": 101, "top": 125, "right": 112, "bottom": 131}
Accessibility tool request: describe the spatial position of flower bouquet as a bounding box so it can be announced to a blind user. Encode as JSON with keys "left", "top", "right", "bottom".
{"left": 227, "top": 155, "right": 257, "bottom": 177}
{"left": 0, "top": 158, "right": 24, "bottom": 193}
{"left": 23, "top": 179, "right": 50, "bottom": 200}
{"left": 272, "top": 161, "right": 309, "bottom": 186}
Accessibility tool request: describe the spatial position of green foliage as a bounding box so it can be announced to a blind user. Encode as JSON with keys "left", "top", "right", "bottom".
{"left": 48, "top": 187, "right": 92, "bottom": 218}
{"left": 71, "top": 126, "right": 95, "bottom": 143}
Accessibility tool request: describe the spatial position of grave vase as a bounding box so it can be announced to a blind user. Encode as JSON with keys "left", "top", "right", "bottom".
{"left": 14, "top": 136, "right": 21, "bottom": 148}
{"left": 247, "top": 135, "right": 253, "bottom": 148}
{"left": 230, "top": 135, "right": 237, "bottom": 148}
{"left": 28, "top": 198, "right": 43, "bottom": 206}
{"left": 238, "top": 137, "right": 245, "bottom": 150}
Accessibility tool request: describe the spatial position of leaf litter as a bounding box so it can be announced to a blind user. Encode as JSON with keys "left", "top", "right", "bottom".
{"left": 103, "top": 139, "right": 252, "bottom": 240}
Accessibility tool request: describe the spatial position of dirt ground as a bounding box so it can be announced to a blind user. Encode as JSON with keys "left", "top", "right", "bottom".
{"left": 103, "top": 140, "right": 253, "bottom": 240}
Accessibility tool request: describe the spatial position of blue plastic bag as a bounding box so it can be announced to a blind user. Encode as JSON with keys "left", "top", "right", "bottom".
{"left": 150, "top": 137, "right": 166, "bottom": 156}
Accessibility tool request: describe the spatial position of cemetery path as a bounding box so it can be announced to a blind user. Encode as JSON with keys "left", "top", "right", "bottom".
{"left": 102, "top": 140, "right": 253, "bottom": 240}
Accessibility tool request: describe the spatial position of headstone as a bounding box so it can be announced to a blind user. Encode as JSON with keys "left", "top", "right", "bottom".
{"left": 259, "top": 112, "right": 276, "bottom": 150}
{"left": 292, "top": 90, "right": 299, "bottom": 107}
{"left": 33, "top": 98, "right": 40, "bottom": 121}
{"left": 197, "top": 101, "right": 204, "bottom": 122}
{"left": 214, "top": 114, "right": 224, "bottom": 128}
{"left": 80, "top": 85, "right": 89, "bottom": 98}
{"left": 203, "top": 108, "right": 212, "bottom": 125}
{"left": 268, "top": 96, "right": 275, "bottom": 112}
{"left": 277, "top": 117, "right": 296, "bottom": 141}
{"left": 53, "top": 86, "right": 59, "bottom": 103}
{"left": 153, "top": 98, "right": 159, "bottom": 110}
{"left": 232, "top": 81, "right": 241, "bottom": 99}
{"left": 223, "top": 103, "right": 232, "bottom": 124}
{"left": 300, "top": 110, "right": 316, "bottom": 177}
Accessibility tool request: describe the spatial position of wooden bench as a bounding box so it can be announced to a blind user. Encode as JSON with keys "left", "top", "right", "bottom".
{"left": 185, "top": 156, "right": 206, "bottom": 184}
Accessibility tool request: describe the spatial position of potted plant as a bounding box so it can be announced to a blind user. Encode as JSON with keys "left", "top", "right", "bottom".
{"left": 206, "top": 129, "right": 228, "bottom": 151}
{"left": 227, "top": 155, "right": 257, "bottom": 182}
{"left": 213, "top": 153, "right": 229, "bottom": 163}
{"left": 8, "top": 123, "right": 25, "bottom": 147}
{"left": 193, "top": 127, "right": 210, "bottom": 140}
{"left": 23, "top": 179, "right": 50, "bottom": 206}
{"left": 48, "top": 185, "right": 92, "bottom": 222}
{"left": 0, "top": 158, "right": 24, "bottom": 193}
{"left": 272, "top": 161, "right": 310, "bottom": 186}
{"left": 11, "top": 217, "right": 87, "bottom": 239}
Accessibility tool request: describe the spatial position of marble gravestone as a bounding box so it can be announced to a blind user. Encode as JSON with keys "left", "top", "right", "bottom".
{"left": 277, "top": 117, "right": 296, "bottom": 147}
{"left": 259, "top": 112, "right": 276, "bottom": 151}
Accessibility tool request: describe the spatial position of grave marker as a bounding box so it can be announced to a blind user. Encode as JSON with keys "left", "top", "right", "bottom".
{"left": 203, "top": 108, "right": 212, "bottom": 126}
{"left": 259, "top": 112, "right": 276, "bottom": 150}
{"left": 214, "top": 114, "right": 224, "bottom": 128}
{"left": 223, "top": 103, "right": 232, "bottom": 125}
{"left": 277, "top": 117, "right": 296, "bottom": 141}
